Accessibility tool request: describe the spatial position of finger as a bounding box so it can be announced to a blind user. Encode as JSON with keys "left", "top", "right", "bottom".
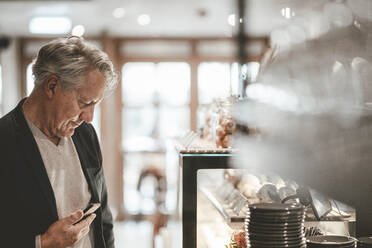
{"left": 65, "top": 210, "right": 84, "bottom": 225}
{"left": 73, "top": 213, "right": 96, "bottom": 230}
{"left": 76, "top": 226, "right": 90, "bottom": 242}
{"left": 80, "top": 226, "right": 90, "bottom": 237}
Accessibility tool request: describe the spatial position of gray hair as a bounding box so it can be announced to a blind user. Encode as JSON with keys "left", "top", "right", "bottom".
{"left": 32, "top": 36, "right": 118, "bottom": 93}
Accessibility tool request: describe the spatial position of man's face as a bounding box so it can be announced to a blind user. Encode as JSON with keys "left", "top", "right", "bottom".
{"left": 51, "top": 69, "right": 105, "bottom": 138}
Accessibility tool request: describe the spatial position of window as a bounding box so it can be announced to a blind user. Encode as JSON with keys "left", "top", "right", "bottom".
{"left": 197, "top": 62, "right": 239, "bottom": 128}
{"left": 26, "top": 63, "right": 34, "bottom": 96}
{"left": 122, "top": 62, "right": 190, "bottom": 141}
{"left": 198, "top": 62, "right": 237, "bottom": 105}
{"left": 120, "top": 58, "right": 261, "bottom": 216}
{"left": 197, "top": 61, "right": 260, "bottom": 104}
{"left": 196, "top": 61, "right": 260, "bottom": 127}
{"left": 122, "top": 62, "right": 190, "bottom": 215}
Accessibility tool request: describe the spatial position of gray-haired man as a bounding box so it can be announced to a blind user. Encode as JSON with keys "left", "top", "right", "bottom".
{"left": 0, "top": 37, "right": 117, "bottom": 248}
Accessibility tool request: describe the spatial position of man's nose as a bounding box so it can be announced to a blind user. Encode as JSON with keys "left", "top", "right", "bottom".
{"left": 80, "top": 105, "right": 95, "bottom": 123}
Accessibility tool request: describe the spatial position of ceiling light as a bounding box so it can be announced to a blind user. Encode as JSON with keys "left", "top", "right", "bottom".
{"left": 137, "top": 14, "right": 151, "bottom": 26}
{"left": 281, "top": 7, "right": 295, "bottom": 19}
{"left": 113, "top": 7, "right": 126, "bottom": 19}
{"left": 227, "top": 14, "right": 235, "bottom": 26}
{"left": 71, "top": 25, "right": 85, "bottom": 37}
{"left": 29, "top": 17, "right": 71, "bottom": 34}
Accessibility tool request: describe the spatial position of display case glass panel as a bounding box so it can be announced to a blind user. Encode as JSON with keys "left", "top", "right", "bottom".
{"left": 196, "top": 168, "right": 356, "bottom": 248}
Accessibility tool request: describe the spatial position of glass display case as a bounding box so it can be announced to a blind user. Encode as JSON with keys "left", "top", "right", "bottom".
{"left": 177, "top": 146, "right": 357, "bottom": 248}
{"left": 196, "top": 169, "right": 356, "bottom": 248}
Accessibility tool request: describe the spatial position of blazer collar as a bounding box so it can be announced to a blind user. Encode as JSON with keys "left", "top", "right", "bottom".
{"left": 72, "top": 132, "right": 100, "bottom": 203}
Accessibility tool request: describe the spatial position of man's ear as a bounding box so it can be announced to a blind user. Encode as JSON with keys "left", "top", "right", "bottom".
{"left": 45, "top": 75, "right": 59, "bottom": 99}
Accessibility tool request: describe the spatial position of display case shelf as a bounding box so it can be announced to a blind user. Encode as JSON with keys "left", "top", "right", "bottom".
{"left": 174, "top": 131, "right": 234, "bottom": 154}
{"left": 198, "top": 183, "right": 248, "bottom": 225}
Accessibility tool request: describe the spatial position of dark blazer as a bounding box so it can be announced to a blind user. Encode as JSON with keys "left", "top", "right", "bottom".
{"left": 0, "top": 99, "right": 114, "bottom": 248}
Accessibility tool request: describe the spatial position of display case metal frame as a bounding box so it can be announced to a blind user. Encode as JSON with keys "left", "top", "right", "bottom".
{"left": 180, "top": 152, "right": 232, "bottom": 248}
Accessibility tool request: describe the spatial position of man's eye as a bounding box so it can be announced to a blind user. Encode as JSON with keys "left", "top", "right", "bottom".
{"left": 79, "top": 101, "right": 89, "bottom": 107}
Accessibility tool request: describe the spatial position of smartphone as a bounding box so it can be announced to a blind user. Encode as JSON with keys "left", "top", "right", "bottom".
{"left": 74, "top": 203, "right": 101, "bottom": 225}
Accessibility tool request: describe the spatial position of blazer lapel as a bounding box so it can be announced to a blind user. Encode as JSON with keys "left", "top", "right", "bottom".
{"left": 13, "top": 99, "right": 58, "bottom": 221}
{"left": 72, "top": 134, "right": 100, "bottom": 203}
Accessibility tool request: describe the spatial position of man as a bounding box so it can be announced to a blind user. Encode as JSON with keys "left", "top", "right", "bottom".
{"left": 0, "top": 37, "right": 117, "bottom": 247}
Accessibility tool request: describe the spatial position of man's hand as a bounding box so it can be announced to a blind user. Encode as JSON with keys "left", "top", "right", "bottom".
{"left": 40, "top": 210, "right": 96, "bottom": 248}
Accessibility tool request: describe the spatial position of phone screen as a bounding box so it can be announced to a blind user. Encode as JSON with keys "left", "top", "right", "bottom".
{"left": 83, "top": 203, "right": 101, "bottom": 216}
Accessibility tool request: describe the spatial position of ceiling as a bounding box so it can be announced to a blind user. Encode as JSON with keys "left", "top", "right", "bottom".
{"left": 0, "top": 0, "right": 333, "bottom": 38}
{"left": 0, "top": 0, "right": 367, "bottom": 38}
